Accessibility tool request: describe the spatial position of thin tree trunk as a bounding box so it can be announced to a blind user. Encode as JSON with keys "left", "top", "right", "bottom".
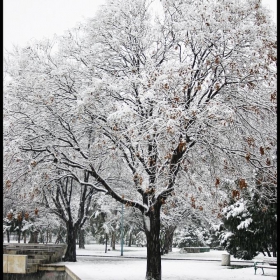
{"left": 272, "top": 229, "right": 277, "bottom": 257}
{"left": 128, "top": 232, "right": 132, "bottom": 247}
{"left": 111, "top": 231, "right": 116, "bottom": 250}
{"left": 265, "top": 246, "right": 271, "bottom": 257}
{"left": 260, "top": 249, "right": 266, "bottom": 256}
{"left": 79, "top": 229, "right": 85, "bottom": 249}
{"left": 40, "top": 231, "right": 44, "bottom": 243}
{"left": 7, "top": 231, "right": 10, "bottom": 243}
{"left": 145, "top": 205, "right": 161, "bottom": 280}
{"left": 168, "top": 229, "right": 175, "bottom": 253}
{"left": 63, "top": 222, "right": 77, "bottom": 262}
{"left": 29, "top": 231, "right": 39, "bottom": 243}
{"left": 161, "top": 226, "right": 176, "bottom": 255}
{"left": 17, "top": 230, "right": 21, "bottom": 243}
{"left": 105, "top": 233, "right": 108, "bottom": 253}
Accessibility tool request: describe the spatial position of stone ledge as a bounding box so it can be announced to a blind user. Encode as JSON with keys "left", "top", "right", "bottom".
{"left": 3, "top": 243, "right": 67, "bottom": 264}
{"left": 38, "top": 264, "right": 65, "bottom": 271}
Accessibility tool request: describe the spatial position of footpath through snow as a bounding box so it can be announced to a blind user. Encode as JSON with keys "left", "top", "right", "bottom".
{"left": 59, "top": 243, "right": 277, "bottom": 280}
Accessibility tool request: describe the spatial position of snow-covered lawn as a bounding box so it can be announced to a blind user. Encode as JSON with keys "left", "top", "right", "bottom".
{"left": 60, "top": 243, "right": 277, "bottom": 280}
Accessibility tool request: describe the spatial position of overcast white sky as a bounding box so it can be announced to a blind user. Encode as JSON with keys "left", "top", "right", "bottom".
{"left": 3, "top": 0, "right": 277, "bottom": 52}
{"left": 3, "top": 0, "right": 105, "bottom": 52}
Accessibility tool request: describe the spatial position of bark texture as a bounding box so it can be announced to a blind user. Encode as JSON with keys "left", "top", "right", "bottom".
{"left": 63, "top": 222, "right": 77, "bottom": 261}
{"left": 145, "top": 205, "right": 161, "bottom": 280}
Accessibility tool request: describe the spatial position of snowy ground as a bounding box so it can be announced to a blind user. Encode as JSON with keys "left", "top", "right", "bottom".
{"left": 59, "top": 243, "right": 277, "bottom": 280}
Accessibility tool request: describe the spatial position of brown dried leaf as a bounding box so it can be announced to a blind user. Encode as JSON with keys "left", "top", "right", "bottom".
{"left": 239, "top": 179, "right": 247, "bottom": 189}
{"left": 245, "top": 153, "right": 250, "bottom": 162}
{"left": 215, "top": 177, "right": 220, "bottom": 187}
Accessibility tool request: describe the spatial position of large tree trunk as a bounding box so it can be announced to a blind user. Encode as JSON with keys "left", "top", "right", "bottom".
{"left": 64, "top": 222, "right": 77, "bottom": 262}
{"left": 145, "top": 206, "right": 161, "bottom": 280}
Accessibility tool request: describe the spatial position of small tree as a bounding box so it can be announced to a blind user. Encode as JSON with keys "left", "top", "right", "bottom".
{"left": 218, "top": 175, "right": 277, "bottom": 259}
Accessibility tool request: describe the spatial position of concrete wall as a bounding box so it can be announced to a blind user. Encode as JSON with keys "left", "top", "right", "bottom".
{"left": 3, "top": 262, "right": 80, "bottom": 280}
{"left": 3, "top": 253, "right": 80, "bottom": 280}
{"left": 3, "top": 254, "right": 27, "bottom": 273}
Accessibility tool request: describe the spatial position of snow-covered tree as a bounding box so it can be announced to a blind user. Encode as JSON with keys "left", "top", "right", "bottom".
{"left": 217, "top": 173, "right": 277, "bottom": 259}
{"left": 4, "top": 0, "right": 276, "bottom": 279}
